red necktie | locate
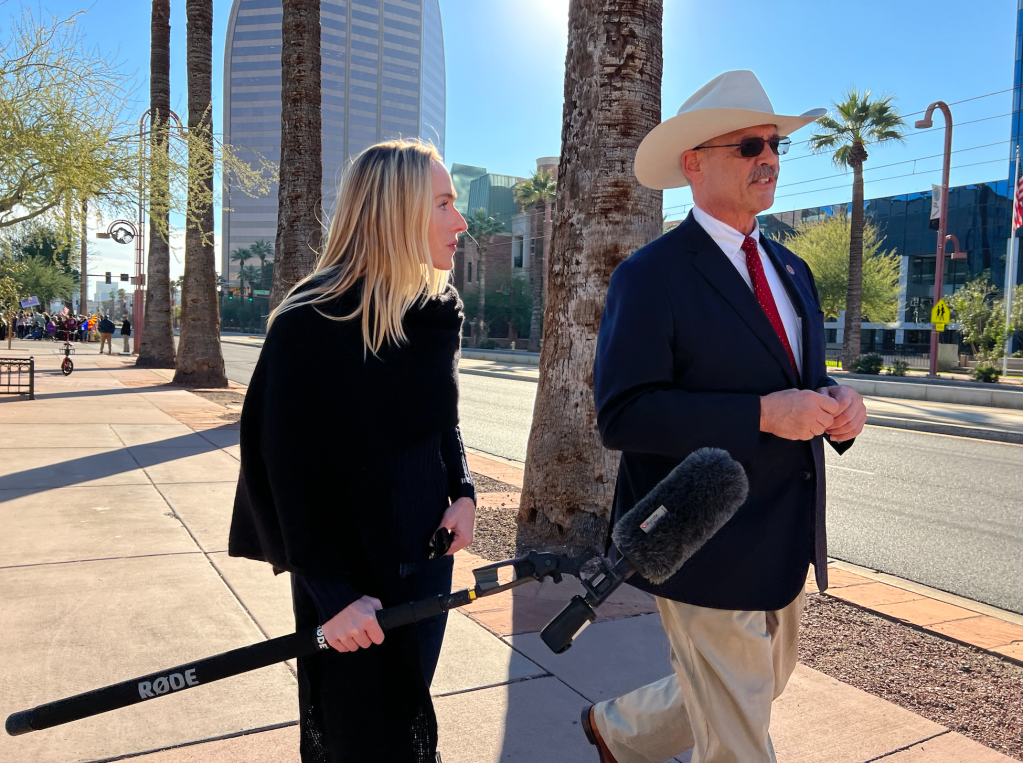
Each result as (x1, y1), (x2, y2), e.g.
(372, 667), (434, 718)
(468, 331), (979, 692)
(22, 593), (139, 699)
(741, 235), (799, 379)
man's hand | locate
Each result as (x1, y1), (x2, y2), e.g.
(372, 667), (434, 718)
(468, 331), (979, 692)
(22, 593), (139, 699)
(760, 389), (840, 441)
(437, 497), (476, 555)
(322, 595), (384, 652)
(816, 385), (866, 442)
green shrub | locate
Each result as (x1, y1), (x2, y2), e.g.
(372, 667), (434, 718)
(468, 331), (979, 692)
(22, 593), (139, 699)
(851, 353), (884, 375)
(971, 363), (1001, 383)
(479, 338), (499, 349)
(887, 359), (910, 377)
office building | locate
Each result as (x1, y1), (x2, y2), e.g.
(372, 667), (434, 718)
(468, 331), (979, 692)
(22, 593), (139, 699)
(221, 0), (447, 284)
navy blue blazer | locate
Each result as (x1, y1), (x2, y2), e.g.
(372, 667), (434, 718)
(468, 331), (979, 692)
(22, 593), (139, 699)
(594, 212), (854, 611)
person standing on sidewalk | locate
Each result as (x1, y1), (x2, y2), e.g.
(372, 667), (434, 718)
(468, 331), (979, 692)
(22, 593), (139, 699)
(587, 71), (868, 763)
(97, 315), (115, 354)
(120, 315), (131, 354)
(230, 139), (475, 763)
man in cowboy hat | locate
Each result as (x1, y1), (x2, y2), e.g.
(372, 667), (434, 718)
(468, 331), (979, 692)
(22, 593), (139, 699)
(585, 70), (867, 763)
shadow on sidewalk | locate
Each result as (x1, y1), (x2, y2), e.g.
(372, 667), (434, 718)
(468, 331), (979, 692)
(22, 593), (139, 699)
(0, 431), (230, 496)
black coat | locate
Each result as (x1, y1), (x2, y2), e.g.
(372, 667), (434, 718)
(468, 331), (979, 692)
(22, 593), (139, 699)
(228, 280), (464, 762)
(594, 213), (854, 611)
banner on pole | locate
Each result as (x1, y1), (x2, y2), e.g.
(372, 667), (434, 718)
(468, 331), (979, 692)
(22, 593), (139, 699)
(929, 185), (941, 231)
(1014, 151), (1023, 232)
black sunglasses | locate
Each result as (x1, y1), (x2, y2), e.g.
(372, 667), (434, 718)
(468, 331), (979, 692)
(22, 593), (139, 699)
(694, 136), (791, 158)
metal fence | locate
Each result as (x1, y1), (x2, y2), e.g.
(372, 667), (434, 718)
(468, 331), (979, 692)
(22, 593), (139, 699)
(0, 357), (35, 399)
(825, 349), (930, 369)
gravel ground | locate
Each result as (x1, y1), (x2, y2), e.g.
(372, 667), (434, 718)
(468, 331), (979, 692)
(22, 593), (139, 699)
(468, 502), (1023, 759)
(191, 390), (247, 406)
(800, 594), (1023, 760)
(471, 473), (519, 494)
(468, 475), (588, 562)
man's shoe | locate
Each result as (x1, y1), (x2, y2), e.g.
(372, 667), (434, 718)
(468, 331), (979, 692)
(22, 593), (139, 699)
(581, 705), (618, 763)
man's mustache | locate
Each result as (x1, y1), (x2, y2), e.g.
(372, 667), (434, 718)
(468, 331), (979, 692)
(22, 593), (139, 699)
(748, 165), (778, 184)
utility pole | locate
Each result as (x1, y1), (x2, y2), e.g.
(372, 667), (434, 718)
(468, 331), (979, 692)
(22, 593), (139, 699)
(1004, 146), (1020, 378)
(80, 199), (88, 315)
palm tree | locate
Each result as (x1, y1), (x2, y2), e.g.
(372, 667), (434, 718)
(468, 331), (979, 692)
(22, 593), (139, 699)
(174, 0), (227, 386)
(271, 0), (322, 310)
(514, 169), (557, 352)
(464, 208), (502, 346)
(230, 246), (251, 287)
(249, 238), (273, 289)
(137, 0), (176, 369)
(239, 265), (262, 295)
(808, 89), (905, 370)
(519, 0), (663, 545)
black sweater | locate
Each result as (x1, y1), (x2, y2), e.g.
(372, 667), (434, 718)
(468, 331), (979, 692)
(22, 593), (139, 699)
(300, 426), (476, 622)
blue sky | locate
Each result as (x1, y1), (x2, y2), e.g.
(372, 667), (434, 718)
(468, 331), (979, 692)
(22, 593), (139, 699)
(13, 0), (1019, 287)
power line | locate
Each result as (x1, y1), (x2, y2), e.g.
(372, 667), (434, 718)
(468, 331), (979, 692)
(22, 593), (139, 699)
(661, 137), (1015, 215)
(770, 158), (1008, 203)
(660, 157), (1009, 221)
(786, 110), (1015, 159)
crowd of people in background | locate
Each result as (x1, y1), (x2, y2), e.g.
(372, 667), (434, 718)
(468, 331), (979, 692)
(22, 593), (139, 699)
(1, 309), (131, 353)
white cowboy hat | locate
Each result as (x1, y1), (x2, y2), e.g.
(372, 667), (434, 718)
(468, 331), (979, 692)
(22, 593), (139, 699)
(634, 70), (827, 190)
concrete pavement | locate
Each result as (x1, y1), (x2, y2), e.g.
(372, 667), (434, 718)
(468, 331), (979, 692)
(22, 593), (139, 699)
(0, 342), (1016, 762)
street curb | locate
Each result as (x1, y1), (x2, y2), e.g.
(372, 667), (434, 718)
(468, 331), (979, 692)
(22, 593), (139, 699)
(865, 414), (1023, 445)
(839, 375), (1023, 410)
(458, 368), (538, 383)
(465, 452), (1023, 669)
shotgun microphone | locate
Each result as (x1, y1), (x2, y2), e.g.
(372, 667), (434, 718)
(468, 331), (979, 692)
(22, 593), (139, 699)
(540, 448), (748, 653)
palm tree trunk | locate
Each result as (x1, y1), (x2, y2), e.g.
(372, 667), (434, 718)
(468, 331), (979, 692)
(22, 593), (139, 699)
(477, 241), (487, 345)
(541, 200), (553, 332)
(137, 0), (175, 368)
(174, 0), (227, 387)
(271, 0), (322, 311)
(842, 150), (866, 370)
(519, 0), (663, 543)
(527, 201), (543, 352)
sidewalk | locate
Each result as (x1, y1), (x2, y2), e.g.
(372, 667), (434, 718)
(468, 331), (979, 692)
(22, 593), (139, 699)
(0, 344), (1017, 762)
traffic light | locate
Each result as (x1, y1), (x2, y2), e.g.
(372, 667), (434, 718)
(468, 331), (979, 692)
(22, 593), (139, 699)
(227, 288), (234, 300)
(105, 272), (111, 284)
(247, 287), (253, 302)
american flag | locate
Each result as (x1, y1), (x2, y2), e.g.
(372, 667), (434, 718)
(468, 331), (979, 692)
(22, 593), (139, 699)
(1014, 146), (1022, 232)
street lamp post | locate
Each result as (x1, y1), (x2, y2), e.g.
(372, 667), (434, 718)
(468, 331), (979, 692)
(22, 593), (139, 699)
(95, 220), (140, 352)
(915, 102), (967, 377)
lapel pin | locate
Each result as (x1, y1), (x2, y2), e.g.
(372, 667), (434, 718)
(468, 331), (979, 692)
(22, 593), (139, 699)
(785, 264), (795, 275)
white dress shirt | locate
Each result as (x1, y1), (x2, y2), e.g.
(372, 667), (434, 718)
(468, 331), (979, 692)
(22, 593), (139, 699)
(691, 205), (803, 374)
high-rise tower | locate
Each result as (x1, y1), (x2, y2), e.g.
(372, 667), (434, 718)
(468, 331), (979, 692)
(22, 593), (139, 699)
(221, 0), (446, 284)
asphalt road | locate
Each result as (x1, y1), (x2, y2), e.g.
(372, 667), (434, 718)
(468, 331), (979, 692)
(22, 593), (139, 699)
(220, 338), (1023, 615)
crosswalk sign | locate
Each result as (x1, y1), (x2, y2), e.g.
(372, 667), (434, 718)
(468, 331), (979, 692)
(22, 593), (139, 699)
(931, 299), (949, 331)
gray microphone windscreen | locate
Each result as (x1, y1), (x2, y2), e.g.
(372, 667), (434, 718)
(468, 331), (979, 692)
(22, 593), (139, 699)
(611, 448), (748, 584)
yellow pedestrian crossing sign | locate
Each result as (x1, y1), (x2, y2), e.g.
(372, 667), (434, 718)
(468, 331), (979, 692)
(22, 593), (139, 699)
(931, 299), (949, 330)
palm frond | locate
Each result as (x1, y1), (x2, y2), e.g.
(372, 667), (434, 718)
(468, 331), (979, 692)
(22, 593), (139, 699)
(808, 87), (906, 165)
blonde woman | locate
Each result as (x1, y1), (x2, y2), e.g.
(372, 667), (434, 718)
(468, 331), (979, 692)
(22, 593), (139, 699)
(229, 140), (475, 763)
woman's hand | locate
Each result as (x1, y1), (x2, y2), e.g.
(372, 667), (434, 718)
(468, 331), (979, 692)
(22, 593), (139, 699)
(322, 595), (385, 652)
(436, 496), (476, 555)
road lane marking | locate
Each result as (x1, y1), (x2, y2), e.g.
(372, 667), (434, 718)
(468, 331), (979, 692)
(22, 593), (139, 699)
(827, 465), (875, 475)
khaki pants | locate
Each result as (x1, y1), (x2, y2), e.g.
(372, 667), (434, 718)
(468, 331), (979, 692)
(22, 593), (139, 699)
(123, 334), (130, 353)
(98, 333), (113, 354)
(594, 589), (805, 763)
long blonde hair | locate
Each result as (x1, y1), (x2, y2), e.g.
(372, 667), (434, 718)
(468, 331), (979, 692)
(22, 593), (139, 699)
(267, 139), (449, 354)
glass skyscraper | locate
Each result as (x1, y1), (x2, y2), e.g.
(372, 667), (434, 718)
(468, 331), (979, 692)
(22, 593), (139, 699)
(221, 0), (446, 284)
